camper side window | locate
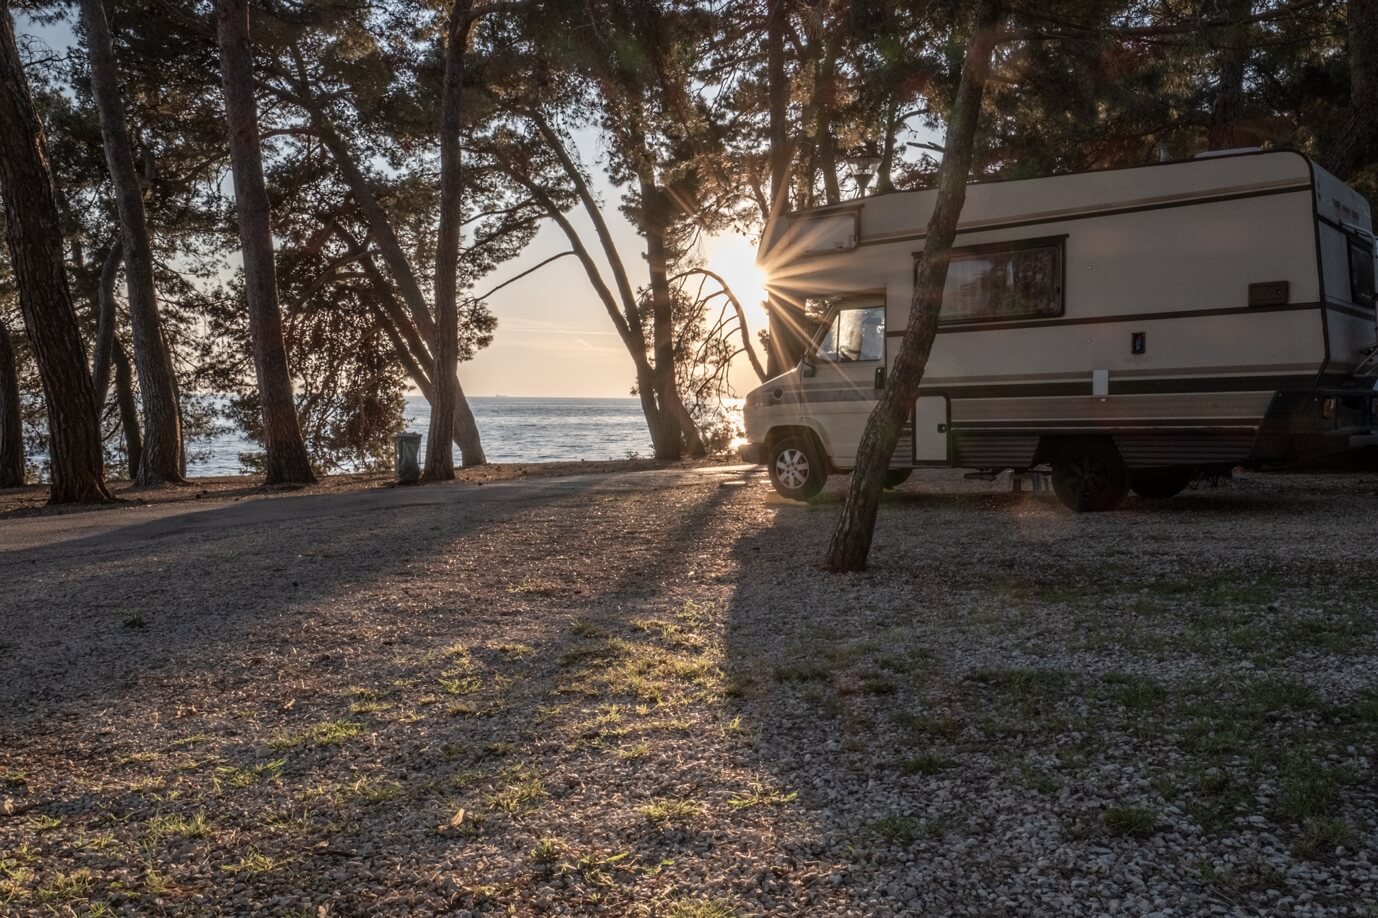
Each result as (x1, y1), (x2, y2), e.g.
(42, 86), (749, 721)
(817, 306), (885, 362)
(934, 239), (1064, 324)
(1347, 236), (1376, 307)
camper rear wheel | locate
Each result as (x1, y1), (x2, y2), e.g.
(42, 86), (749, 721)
(1130, 468), (1192, 500)
(884, 469), (913, 489)
(768, 434), (827, 500)
(1051, 438), (1129, 512)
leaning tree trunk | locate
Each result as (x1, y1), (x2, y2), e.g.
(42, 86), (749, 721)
(1325, 0), (1378, 179)
(424, 0), (477, 481)
(0, 4), (111, 504)
(80, 0), (185, 485)
(0, 316), (24, 488)
(111, 338), (142, 478)
(214, 0), (314, 485)
(824, 0), (1005, 572)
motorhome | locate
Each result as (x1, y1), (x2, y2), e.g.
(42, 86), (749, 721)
(739, 150), (1378, 511)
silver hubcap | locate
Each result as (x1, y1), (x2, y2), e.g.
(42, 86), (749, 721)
(775, 448), (811, 490)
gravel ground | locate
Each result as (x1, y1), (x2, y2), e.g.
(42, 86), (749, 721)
(0, 465), (1375, 916)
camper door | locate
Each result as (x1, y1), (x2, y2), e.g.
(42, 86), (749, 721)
(804, 301), (886, 464)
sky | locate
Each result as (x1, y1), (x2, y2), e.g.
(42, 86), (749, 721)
(16, 13), (778, 401)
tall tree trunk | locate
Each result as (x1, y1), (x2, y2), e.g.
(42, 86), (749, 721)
(0, 316), (23, 488)
(0, 4), (111, 504)
(111, 337), (142, 478)
(877, 96), (899, 194)
(812, 32), (842, 205)
(1206, 0), (1252, 150)
(767, 0), (790, 214)
(641, 178), (707, 458)
(214, 0), (314, 485)
(824, 0), (1004, 572)
(90, 240), (122, 404)
(425, 0), (478, 480)
(79, 0), (185, 486)
(1325, 0), (1378, 178)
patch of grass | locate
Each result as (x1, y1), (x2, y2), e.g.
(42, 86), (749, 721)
(900, 753), (955, 776)
(170, 734), (214, 748)
(965, 668), (1067, 715)
(615, 741), (650, 761)
(531, 837), (564, 864)
(867, 814), (921, 844)
(1103, 805), (1158, 839)
(861, 673), (897, 696)
(24, 814), (61, 833)
(774, 660), (830, 683)
(666, 898), (738, 918)
(220, 848), (286, 876)
(146, 812), (211, 841)
(215, 757), (285, 791)
(485, 765), (546, 815)
(342, 777), (405, 805)
(639, 797), (701, 827)
(269, 720), (362, 750)
(1275, 758), (1342, 825)
(1293, 817), (1357, 860)
(37, 869), (91, 903)
(728, 782), (797, 810)
(895, 711), (965, 744)
(1103, 672), (1166, 710)
(120, 612), (147, 629)
(567, 849), (630, 888)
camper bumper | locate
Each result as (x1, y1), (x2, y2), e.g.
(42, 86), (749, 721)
(1351, 432), (1378, 449)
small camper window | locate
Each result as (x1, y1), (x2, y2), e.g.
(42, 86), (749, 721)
(934, 238), (1065, 324)
(1347, 235), (1376, 307)
(817, 306), (885, 363)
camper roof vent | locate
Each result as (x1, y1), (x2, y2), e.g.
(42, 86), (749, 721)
(1194, 147), (1263, 159)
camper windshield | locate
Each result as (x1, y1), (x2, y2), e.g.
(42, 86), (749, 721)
(817, 306), (885, 362)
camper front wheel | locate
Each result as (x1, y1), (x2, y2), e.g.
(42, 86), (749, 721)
(1051, 439), (1129, 512)
(768, 435), (826, 500)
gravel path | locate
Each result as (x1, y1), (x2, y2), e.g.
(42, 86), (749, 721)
(0, 466), (1375, 916)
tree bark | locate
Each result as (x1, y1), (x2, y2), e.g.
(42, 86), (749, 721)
(0, 4), (111, 504)
(79, 0), (185, 485)
(1325, 0), (1378, 178)
(823, 0), (1004, 572)
(0, 316), (23, 488)
(111, 337), (142, 478)
(767, 0), (791, 215)
(90, 240), (122, 404)
(424, 0), (478, 480)
(214, 0), (315, 485)
(1206, 0), (1252, 150)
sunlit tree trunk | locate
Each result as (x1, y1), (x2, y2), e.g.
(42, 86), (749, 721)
(425, 0), (477, 480)
(0, 3), (111, 504)
(641, 178), (704, 458)
(214, 0), (314, 485)
(824, 0), (1005, 572)
(0, 316), (23, 488)
(79, 0), (185, 485)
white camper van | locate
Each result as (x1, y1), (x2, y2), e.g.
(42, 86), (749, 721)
(739, 150), (1378, 511)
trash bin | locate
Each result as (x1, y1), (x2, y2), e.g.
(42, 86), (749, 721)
(395, 432), (422, 484)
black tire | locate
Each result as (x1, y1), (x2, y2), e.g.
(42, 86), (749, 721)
(767, 434), (827, 500)
(884, 469), (913, 489)
(1051, 438), (1129, 512)
(1130, 468), (1192, 500)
